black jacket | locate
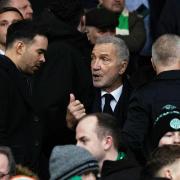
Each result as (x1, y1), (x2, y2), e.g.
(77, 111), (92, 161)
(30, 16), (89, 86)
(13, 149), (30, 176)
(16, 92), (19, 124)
(91, 78), (132, 128)
(157, 0), (180, 38)
(0, 55), (42, 171)
(32, 10), (93, 155)
(123, 70), (180, 162)
(101, 156), (141, 180)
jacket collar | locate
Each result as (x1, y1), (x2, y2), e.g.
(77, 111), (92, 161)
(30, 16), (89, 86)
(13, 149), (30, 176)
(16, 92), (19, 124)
(156, 70), (180, 80)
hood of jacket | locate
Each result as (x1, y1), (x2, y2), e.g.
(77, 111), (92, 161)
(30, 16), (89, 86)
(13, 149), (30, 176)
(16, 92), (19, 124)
(39, 9), (88, 45)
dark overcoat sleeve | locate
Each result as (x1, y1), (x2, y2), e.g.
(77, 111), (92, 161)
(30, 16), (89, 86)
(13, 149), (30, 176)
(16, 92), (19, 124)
(122, 89), (150, 161)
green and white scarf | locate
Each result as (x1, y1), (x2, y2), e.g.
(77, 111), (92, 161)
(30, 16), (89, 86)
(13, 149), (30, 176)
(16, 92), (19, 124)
(116, 8), (129, 35)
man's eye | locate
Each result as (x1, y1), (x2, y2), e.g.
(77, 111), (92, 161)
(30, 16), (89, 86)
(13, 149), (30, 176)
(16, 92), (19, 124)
(91, 56), (95, 60)
(165, 133), (173, 137)
(81, 139), (87, 144)
(101, 57), (110, 63)
(0, 23), (8, 27)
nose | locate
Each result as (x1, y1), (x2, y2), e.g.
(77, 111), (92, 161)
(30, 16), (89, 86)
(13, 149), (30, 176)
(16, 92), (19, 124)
(91, 59), (101, 70)
(173, 133), (180, 144)
(76, 141), (81, 147)
(40, 54), (46, 63)
(28, 5), (33, 13)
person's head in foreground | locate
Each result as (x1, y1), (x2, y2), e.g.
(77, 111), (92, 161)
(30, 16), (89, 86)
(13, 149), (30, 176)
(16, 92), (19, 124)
(142, 145), (180, 180)
(0, 146), (16, 180)
(76, 113), (123, 170)
(49, 145), (99, 180)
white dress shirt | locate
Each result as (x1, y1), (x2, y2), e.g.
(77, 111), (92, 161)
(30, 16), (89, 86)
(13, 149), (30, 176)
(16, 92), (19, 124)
(101, 85), (123, 111)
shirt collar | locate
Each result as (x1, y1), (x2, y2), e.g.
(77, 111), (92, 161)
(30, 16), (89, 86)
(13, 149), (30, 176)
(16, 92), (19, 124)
(0, 49), (5, 55)
(101, 85), (123, 102)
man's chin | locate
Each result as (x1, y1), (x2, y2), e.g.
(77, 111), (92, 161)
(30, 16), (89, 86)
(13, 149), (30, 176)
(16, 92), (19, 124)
(112, 5), (123, 12)
(93, 82), (104, 88)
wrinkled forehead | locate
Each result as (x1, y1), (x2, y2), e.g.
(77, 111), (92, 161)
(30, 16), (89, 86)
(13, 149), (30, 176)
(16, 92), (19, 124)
(92, 43), (117, 56)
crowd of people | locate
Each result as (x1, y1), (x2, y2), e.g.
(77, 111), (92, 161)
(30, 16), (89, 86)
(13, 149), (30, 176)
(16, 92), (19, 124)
(0, 0), (179, 179)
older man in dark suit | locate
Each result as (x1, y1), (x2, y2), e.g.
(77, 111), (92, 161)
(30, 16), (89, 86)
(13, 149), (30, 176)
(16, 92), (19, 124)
(66, 35), (132, 129)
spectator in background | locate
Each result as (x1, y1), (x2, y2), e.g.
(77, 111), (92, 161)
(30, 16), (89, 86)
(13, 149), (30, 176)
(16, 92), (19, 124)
(0, 7), (23, 55)
(122, 34), (180, 164)
(98, 0), (146, 53)
(49, 145), (99, 180)
(98, 0), (146, 75)
(32, 0), (93, 160)
(125, 0), (152, 57)
(0, 146), (16, 180)
(0, 0), (33, 19)
(85, 7), (119, 44)
(151, 105), (180, 150)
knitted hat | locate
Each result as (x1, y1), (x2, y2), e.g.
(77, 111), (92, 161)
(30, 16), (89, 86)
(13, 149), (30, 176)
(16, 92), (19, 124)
(49, 145), (99, 180)
(151, 104), (180, 148)
(85, 8), (119, 30)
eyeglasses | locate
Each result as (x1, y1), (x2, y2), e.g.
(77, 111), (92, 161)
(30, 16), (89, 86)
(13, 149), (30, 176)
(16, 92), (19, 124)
(0, 172), (9, 179)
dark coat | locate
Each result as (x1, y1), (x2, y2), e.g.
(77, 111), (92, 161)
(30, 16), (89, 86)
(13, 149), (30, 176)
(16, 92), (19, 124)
(101, 156), (141, 180)
(156, 0), (180, 38)
(123, 70), (180, 162)
(148, 0), (167, 40)
(91, 78), (132, 128)
(0, 55), (42, 171)
(32, 10), (93, 156)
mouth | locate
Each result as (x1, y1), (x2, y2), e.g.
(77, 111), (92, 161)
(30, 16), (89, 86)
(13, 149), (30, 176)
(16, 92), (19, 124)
(92, 74), (102, 81)
(33, 64), (41, 71)
(113, 3), (122, 8)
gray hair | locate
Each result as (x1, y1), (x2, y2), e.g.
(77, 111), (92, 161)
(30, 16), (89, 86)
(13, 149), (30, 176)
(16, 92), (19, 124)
(152, 34), (180, 66)
(95, 35), (129, 62)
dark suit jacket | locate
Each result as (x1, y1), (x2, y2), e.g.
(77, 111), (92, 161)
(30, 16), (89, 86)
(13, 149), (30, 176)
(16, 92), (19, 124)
(0, 55), (42, 171)
(123, 70), (180, 162)
(91, 79), (132, 128)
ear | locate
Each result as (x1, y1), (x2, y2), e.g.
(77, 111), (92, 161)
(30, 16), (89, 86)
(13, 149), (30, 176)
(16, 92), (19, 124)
(164, 169), (173, 179)
(119, 60), (128, 75)
(15, 41), (25, 55)
(78, 15), (86, 33)
(103, 136), (113, 151)
(151, 57), (157, 71)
